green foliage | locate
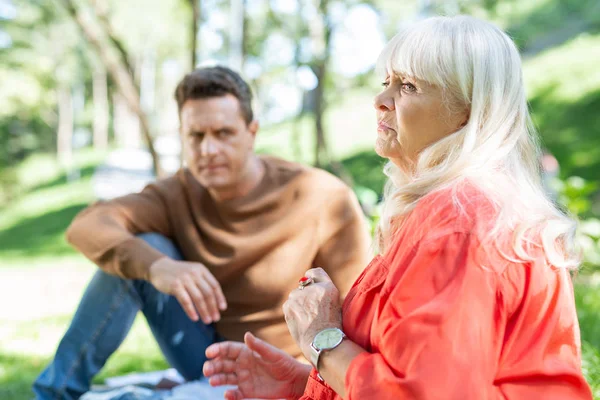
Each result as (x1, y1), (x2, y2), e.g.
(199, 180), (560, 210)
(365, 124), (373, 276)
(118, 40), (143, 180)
(0, 0), (83, 169)
(576, 279), (600, 397)
(551, 176), (600, 272)
(524, 33), (600, 182)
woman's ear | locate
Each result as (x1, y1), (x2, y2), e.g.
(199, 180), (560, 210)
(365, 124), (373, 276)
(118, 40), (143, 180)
(459, 108), (470, 128)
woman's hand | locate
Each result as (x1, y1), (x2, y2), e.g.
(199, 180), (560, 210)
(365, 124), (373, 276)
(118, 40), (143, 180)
(283, 268), (343, 362)
(203, 332), (311, 400)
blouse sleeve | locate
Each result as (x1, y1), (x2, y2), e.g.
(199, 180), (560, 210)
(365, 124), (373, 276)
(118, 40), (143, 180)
(344, 231), (591, 400)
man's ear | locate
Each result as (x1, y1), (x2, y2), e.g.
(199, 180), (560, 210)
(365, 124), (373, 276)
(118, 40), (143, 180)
(248, 120), (259, 137)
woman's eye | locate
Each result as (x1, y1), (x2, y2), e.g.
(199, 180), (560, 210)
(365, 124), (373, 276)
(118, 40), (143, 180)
(381, 81), (390, 88)
(402, 82), (417, 92)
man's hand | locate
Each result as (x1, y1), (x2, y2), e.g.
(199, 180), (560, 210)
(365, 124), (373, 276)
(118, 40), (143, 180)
(149, 257), (227, 323)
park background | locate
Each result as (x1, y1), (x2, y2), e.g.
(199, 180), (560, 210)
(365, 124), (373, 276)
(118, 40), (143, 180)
(1, 0), (600, 398)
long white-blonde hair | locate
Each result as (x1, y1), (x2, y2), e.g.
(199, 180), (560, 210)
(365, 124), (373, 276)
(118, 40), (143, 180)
(376, 15), (579, 269)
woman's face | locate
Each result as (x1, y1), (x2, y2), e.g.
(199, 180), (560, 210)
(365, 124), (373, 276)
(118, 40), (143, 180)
(373, 73), (468, 171)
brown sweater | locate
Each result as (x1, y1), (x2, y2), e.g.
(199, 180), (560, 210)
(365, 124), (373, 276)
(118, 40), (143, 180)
(66, 155), (371, 357)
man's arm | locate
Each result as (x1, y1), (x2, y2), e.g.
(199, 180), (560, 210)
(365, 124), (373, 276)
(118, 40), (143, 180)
(66, 183), (172, 280)
(313, 186), (371, 298)
(67, 180), (228, 323)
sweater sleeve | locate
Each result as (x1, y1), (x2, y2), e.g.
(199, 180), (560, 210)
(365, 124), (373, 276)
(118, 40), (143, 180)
(66, 182), (173, 280)
(344, 232), (592, 400)
(313, 186), (371, 298)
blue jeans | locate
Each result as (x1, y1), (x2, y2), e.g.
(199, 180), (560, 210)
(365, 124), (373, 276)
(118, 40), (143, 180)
(33, 233), (222, 400)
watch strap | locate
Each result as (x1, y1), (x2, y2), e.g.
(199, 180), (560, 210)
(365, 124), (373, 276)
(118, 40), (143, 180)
(309, 328), (346, 373)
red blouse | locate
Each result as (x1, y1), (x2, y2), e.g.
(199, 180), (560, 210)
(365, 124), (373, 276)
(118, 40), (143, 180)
(300, 183), (592, 399)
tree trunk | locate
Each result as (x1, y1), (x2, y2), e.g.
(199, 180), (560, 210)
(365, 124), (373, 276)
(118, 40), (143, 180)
(113, 93), (142, 149)
(311, 0), (352, 184)
(92, 0), (135, 75)
(189, 0), (200, 70)
(229, 0), (245, 72)
(313, 63), (328, 168)
(311, 0), (332, 168)
(60, 0), (163, 176)
(93, 65), (109, 151)
(57, 87), (73, 169)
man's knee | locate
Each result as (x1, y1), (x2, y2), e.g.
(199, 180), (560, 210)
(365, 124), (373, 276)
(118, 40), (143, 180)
(136, 233), (183, 261)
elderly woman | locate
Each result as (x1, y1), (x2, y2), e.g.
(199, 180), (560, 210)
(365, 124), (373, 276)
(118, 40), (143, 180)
(203, 15), (593, 400)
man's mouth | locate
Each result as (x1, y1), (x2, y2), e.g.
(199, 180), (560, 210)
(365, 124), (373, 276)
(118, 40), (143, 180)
(200, 164), (227, 171)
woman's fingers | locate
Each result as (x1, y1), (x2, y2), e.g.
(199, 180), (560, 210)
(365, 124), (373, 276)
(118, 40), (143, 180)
(224, 389), (244, 400)
(244, 331), (283, 363)
(205, 341), (243, 360)
(305, 267), (332, 283)
(208, 373), (239, 387)
(203, 358), (239, 376)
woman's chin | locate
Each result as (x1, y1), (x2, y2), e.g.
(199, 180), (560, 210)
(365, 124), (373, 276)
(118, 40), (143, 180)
(375, 139), (402, 160)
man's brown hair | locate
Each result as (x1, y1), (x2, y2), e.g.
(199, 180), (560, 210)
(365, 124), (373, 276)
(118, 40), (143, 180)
(174, 66), (254, 124)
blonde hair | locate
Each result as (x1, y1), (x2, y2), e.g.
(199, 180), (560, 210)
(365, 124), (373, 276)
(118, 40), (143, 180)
(375, 15), (579, 269)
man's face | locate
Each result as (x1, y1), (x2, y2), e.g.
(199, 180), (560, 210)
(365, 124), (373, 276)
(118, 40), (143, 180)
(180, 94), (258, 191)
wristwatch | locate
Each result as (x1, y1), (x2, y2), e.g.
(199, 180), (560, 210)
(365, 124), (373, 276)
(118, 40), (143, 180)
(309, 327), (347, 372)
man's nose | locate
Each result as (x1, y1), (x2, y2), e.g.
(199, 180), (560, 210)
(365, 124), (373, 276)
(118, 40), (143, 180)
(200, 136), (219, 156)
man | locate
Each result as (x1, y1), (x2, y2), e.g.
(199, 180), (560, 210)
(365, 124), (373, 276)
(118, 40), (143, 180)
(33, 66), (370, 399)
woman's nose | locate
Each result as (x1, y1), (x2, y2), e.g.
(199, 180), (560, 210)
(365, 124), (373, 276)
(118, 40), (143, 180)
(374, 91), (395, 112)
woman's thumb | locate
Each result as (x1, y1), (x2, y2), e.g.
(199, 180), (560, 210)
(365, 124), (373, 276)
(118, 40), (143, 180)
(244, 332), (281, 362)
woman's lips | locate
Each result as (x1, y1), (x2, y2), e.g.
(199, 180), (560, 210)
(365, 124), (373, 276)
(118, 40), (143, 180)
(377, 121), (396, 132)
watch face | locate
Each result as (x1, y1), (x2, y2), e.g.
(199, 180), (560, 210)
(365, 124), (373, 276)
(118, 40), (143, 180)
(314, 328), (343, 350)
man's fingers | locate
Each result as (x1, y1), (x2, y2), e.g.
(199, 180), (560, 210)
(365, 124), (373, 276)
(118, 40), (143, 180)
(175, 288), (199, 321)
(195, 277), (221, 322)
(184, 281), (212, 324)
(203, 271), (228, 311)
(205, 341), (243, 360)
(244, 331), (283, 363)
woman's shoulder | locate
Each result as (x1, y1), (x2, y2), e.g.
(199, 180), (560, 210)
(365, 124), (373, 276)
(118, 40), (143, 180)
(388, 180), (527, 273)
(405, 180), (499, 241)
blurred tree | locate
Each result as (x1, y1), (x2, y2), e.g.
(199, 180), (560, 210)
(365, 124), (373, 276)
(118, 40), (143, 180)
(228, 0), (245, 71)
(188, 0), (201, 70)
(92, 64), (109, 151)
(0, 1), (87, 170)
(310, 0), (332, 168)
(59, 0), (163, 176)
